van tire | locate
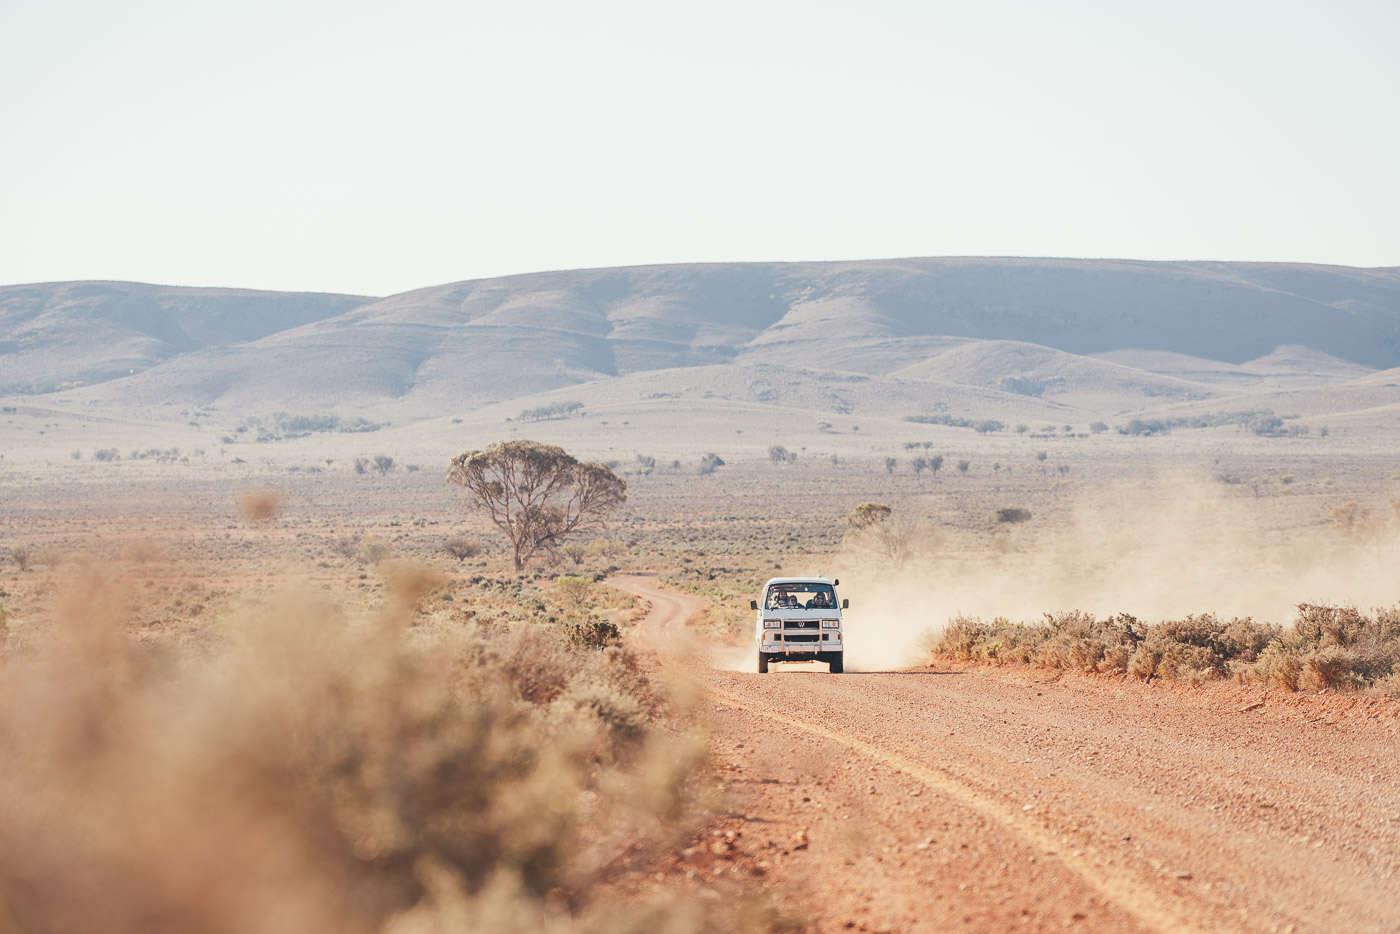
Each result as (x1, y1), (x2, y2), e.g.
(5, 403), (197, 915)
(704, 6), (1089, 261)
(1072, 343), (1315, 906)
(828, 653), (844, 674)
(758, 652), (770, 674)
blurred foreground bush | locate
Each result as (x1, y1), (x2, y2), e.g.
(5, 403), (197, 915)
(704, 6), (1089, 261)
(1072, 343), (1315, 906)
(927, 603), (1400, 693)
(0, 572), (760, 934)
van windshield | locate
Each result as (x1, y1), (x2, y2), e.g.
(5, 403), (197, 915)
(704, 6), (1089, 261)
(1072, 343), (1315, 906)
(765, 583), (836, 610)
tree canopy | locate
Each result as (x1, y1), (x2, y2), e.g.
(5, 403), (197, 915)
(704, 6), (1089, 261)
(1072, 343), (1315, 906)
(844, 502), (923, 570)
(447, 440), (626, 571)
(847, 502), (892, 530)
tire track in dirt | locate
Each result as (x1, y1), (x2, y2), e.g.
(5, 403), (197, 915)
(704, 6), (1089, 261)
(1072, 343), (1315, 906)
(707, 687), (1205, 934)
(614, 573), (1400, 934)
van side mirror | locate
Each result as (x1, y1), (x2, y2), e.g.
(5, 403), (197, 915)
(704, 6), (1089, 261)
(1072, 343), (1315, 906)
(750, 600), (758, 610)
(842, 599), (849, 609)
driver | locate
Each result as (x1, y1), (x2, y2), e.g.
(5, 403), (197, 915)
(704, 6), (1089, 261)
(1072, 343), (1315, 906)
(810, 591), (830, 608)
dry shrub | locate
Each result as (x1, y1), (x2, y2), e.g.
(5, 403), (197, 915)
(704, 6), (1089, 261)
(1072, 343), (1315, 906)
(120, 540), (165, 564)
(461, 622), (586, 706)
(360, 538), (394, 565)
(1037, 611), (1138, 673)
(555, 576), (594, 608)
(558, 671), (648, 739)
(1248, 604), (1400, 691)
(442, 535), (481, 562)
(380, 560), (447, 615)
(592, 584), (643, 624)
(689, 603), (748, 643)
(566, 619), (622, 651)
(7, 545), (33, 571)
(35, 546), (67, 569)
(938, 611), (1139, 672)
(843, 513), (930, 571)
(930, 603), (1399, 693)
(238, 489), (284, 522)
(1298, 646), (1367, 692)
(331, 534), (362, 559)
(939, 616), (1040, 665)
(0, 573), (735, 934)
(1126, 615), (1277, 683)
(585, 539), (626, 559)
(1249, 645), (1304, 691)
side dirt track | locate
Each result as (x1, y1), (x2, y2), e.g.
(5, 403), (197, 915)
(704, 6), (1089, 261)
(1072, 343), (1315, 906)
(613, 573), (1400, 934)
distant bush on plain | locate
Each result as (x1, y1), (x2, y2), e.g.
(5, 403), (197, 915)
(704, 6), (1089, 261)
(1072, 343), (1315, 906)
(904, 413), (1004, 433)
(330, 533), (360, 559)
(998, 375), (1057, 397)
(442, 534), (481, 561)
(1116, 409), (1307, 437)
(236, 413), (384, 441)
(274, 412), (340, 434)
(697, 453), (725, 475)
(927, 604), (1400, 693)
(358, 537), (393, 564)
(517, 400), (584, 422)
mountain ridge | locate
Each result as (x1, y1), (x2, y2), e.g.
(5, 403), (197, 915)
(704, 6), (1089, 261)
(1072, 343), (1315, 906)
(3, 258), (1398, 423)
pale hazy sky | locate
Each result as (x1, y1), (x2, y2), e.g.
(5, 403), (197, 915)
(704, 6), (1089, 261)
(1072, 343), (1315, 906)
(2, 0), (1397, 296)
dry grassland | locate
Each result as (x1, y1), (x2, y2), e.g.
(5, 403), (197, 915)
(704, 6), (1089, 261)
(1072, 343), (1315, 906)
(2, 405), (1400, 932)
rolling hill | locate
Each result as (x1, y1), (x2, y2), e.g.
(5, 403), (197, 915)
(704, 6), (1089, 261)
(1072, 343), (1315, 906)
(2, 258), (1398, 427)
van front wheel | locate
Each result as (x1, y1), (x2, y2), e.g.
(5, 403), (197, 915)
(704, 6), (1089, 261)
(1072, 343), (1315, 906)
(828, 653), (844, 674)
(758, 652), (770, 674)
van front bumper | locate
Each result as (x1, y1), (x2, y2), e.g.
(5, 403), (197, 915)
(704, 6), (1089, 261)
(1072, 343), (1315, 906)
(760, 633), (842, 655)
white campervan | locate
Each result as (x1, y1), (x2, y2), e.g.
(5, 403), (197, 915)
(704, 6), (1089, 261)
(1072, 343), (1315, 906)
(751, 577), (847, 674)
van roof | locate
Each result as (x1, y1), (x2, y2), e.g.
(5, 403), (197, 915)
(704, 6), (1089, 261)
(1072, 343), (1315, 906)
(762, 577), (834, 587)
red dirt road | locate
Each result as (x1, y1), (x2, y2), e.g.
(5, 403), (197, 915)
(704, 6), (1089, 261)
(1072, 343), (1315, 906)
(613, 573), (1400, 934)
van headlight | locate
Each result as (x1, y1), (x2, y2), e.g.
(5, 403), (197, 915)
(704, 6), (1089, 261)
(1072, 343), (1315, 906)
(821, 619), (840, 629)
(763, 619), (781, 630)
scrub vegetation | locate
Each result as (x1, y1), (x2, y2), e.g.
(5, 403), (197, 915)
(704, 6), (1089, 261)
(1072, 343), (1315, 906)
(929, 604), (1400, 693)
(0, 564), (771, 933)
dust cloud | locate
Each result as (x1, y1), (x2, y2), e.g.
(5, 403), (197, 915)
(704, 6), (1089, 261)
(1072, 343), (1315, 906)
(831, 477), (1400, 672)
(0, 567), (712, 933)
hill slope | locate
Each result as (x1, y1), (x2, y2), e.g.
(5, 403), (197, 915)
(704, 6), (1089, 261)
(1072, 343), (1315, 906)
(0, 281), (374, 394)
(3, 259), (1397, 422)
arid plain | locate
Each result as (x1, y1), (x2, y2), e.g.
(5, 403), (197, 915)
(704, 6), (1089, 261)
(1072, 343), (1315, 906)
(2, 259), (1399, 933)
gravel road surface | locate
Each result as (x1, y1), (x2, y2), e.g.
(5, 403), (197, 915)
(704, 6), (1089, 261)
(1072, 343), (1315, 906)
(613, 573), (1400, 934)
